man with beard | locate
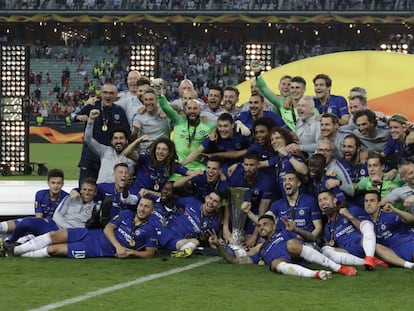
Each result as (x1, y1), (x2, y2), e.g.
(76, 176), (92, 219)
(244, 172), (322, 243)
(201, 86), (224, 122)
(174, 158), (229, 202)
(157, 191), (223, 258)
(84, 109), (134, 183)
(4, 196), (157, 259)
(222, 86), (241, 116)
(223, 151), (273, 248)
(235, 93), (286, 130)
(182, 113), (251, 173)
(339, 134), (368, 186)
(317, 190), (389, 270)
(313, 73), (349, 126)
(209, 214), (357, 279)
(131, 88), (171, 153)
(154, 78), (215, 172)
(363, 191), (414, 268)
(74, 83), (130, 185)
(318, 113), (352, 159)
(353, 109), (390, 153)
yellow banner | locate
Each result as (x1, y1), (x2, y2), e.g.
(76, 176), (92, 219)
(237, 51), (414, 120)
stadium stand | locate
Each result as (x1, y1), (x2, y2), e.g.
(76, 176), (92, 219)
(2, 0), (413, 10)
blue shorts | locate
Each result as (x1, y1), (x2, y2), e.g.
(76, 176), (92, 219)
(66, 228), (114, 259)
(8, 217), (59, 242)
(342, 241), (365, 258)
(250, 240), (292, 266)
(156, 227), (184, 251)
(391, 241), (414, 262)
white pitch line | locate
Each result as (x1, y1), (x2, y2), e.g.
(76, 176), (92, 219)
(29, 257), (220, 311)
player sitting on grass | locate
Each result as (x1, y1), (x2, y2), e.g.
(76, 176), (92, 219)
(209, 214), (357, 280)
(363, 190), (414, 269)
(1, 178), (98, 250)
(0, 169), (68, 242)
(317, 190), (389, 271)
(157, 190), (223, 258)
(2, 196), (158, 259)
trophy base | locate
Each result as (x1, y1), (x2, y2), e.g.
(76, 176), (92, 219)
(231, 229), (245, 248)
(227, 244), (247, 258)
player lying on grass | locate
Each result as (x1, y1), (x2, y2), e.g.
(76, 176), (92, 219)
(2, 196), (157, 259)
(208, 214), (357, 280)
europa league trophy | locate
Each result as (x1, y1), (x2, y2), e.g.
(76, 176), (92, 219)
(229, 187), (249, 247)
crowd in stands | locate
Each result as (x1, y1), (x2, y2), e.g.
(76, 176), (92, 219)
(25, 2), (414, 122)
(28, 42), (126, 122)
(29, 26), (406, 122)
(1, 0), (412, 10)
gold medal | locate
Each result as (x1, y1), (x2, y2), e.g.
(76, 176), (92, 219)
(129, 239), (136, 247)
(102, 124), (108, 132)
(154, 184), (159, 191)
(258, 259), (265, 266)
(162, 218), (167, 227)
(329, 239), (335, 246)
(187, 143), (192, 148)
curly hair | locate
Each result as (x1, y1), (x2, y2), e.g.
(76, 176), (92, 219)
(270, 126), (295, 147)
(148, 137), (177, 175)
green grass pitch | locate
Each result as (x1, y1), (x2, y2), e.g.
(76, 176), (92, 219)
(0, 255), (412, 310)
(0, 143), (82, 181)
(0, 144), (412, 310)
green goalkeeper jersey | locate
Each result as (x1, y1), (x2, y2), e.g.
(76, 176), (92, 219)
(158, 95), (215, 171)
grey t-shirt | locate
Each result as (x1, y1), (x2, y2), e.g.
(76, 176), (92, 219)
(133, 110), (171, 152)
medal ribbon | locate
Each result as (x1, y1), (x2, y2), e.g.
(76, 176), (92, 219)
(327, 214), (338, 246)
(187, 118), (199, 147)
(100, 104), (110, 130)
(286, 194), (300, 222)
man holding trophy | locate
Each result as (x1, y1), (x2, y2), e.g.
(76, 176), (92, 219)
(223, 151), (273, 248)
(245, 171), (323, 243)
